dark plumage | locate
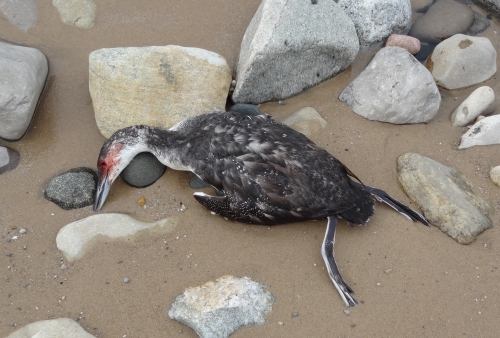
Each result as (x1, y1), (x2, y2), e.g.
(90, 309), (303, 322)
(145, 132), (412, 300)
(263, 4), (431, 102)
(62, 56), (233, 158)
(94, 111), (429, 306)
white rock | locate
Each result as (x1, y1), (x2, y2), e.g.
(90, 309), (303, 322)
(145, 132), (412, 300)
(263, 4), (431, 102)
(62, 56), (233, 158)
(340, 46), (441, 124)
(458, 114), (500, 149)
(169, 275), (275, 338)
(428, 34), (497, 90)
(89, 45), (231, 138)
(56, 213), (178, 262)
(281, 107), (326, 138)
(338, 0), (412, 50)
(52, 0), (96, 29)
(0, 0), (37, 32)
(232, 0), (359, 104)
(6, 318), (95, 338)
(452, 86), (495, 127)
(490, 166), (500, 187)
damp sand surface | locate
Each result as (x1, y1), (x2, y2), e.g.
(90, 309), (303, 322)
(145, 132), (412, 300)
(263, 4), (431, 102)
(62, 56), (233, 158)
(1, 1), (500, 337)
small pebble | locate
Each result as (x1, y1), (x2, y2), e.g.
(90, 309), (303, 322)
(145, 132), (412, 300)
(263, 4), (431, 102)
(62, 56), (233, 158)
(292, 311), (299, 317)
(278, 321), (284, 326)
(124, 277), (130, 283)
(19, 228), (27, 234)
(385, 269), (392, 274)
(376, 282), (382, 286)
(178, 329), (183, 333)
(138, 197), (146, 207)
(344, 309), (351, 315)
(6, 253), (12, 257)
(61, 264), (68, 270)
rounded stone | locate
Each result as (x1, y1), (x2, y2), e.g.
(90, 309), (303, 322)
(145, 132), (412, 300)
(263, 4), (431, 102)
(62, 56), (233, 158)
(490, 166), (500, 188)
(120, 152), (166, 188)
(451, 86), (495, 127)
(385, 34), (421, 55)
(0, 146), (20, 174)
(229, 103), (261, 116)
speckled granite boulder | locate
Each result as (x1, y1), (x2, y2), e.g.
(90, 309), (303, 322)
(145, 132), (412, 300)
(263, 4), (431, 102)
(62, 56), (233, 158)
(232, 0), (359, 104)
(52, 0), (96, 29)
(338, 0), (412, 50)
(0, 40), (48, 141)
(90, 45), (231, 138)
(6, 318), (95, 338)
(44, 167), (97, 210)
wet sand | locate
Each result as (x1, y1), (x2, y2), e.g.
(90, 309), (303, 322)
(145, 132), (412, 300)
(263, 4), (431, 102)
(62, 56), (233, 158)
(1, 1), (500, 337)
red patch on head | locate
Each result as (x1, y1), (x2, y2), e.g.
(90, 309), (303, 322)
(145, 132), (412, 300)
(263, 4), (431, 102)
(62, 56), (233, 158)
(99, 144), (124, 174)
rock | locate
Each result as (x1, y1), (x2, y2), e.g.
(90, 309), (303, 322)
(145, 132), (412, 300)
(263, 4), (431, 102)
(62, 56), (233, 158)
(168, 275), (275, 338)
(385, 34), (421, 54)
(0, 40), (49, 141)
(5, 318), (95, 338)
(52, 0), (96, 29)
(409, 0), (475, 44)
(451, 86), (495, 127)
(281, 107), (327, 138)
(397, 153), (492, 244)
(232, 0), (359, 104)
(339, 47), (441, 124)
(229, 103), (260, 116)
(190, 175), (211, 189)
(0, 0), (37, 32)
(90, 45), (231, 138)
(458, 114), (500, 149)
(44, 167), (97, 210)
(120, 152), (166, 188)
(414, 42), (438, 61)
(56, 213), (178, 262)
(473, 0), (500, 20)
(0, 146), (20, 174)
(338, 0), (412, 50)
(490, 166), (500, 187)
(467, 11), (491, 35)
(411, 0), (436, 12)
(427, 34), (497, 90)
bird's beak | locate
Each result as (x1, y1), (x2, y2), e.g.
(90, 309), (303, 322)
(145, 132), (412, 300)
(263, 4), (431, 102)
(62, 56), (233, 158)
(94, 172), (111, 212)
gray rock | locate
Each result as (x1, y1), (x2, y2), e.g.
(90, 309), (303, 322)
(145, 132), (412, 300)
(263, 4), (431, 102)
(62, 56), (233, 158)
(189, 175), (211, 189)
(340, 47), (441, 124)
(52, 0), (96, 29)
(490, 166), (500, 187)
(0, 40), (48, 141)
(56, 214), (178, 262)
(458, 114), (500, 149)
(44, 167), (97, 210)
(338, 0), (412, 50)
(473, 0), (500, 20)
(5, 318), (96, 338)
(0, 146), (20, 174)
(229, 103), (261, 116)
(232, 0), (359, 104)
(169, 275), (275, 338)
(281, 107), (327, 138)
(467, 11), (491, 35)
(409, 0), (475, 44)
(411, 0), (436, 12)
(90, 45), (231, 138)
(120, 152), (166, 188)
(427, 34), (497, 90)
(451, 86), (495, 127)
(397, 153), (492, 244)
(0, 0), (37, 32)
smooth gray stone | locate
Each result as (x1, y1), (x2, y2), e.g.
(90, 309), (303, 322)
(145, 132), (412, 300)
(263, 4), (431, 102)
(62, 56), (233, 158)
(0, 40), (48, 141)
(0, 146), (20, 174)
(467, 11), (491, 35)
(229, 103), (260, 116)
(232, 0), (359, 104)
(120, 152), (166, 188)
(397, 153), (492, 244)
(0, 0), (37, 32)
(44, 167), (97, 210)
(411, 0), (436, 13)
(473, 0), (500, 20)
(338, 0), (412, 50)
(340, 47), (441, 124)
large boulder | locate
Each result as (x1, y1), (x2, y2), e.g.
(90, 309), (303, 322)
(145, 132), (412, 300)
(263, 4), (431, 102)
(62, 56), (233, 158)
(0, 41), (48, 141)
(339, 47), (441, 124)
(89, 45), (231, 138)
(232, 0), (359, 104)
(338, 0), (412, 50)
(427, 34), (497, 90)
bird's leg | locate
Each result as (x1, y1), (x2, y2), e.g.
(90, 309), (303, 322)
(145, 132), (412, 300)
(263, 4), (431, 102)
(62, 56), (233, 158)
(322, 216), (358, 307)
(193, 192), (239, 220)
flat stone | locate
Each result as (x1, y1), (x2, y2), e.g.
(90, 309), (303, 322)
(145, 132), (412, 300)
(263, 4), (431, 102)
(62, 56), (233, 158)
(232, 0), (359, 104)
(473, 0), (500, 20)
(6, 318), (95, 338)
(229, 103), (261, 116)
(0, 146), (20, 174)
(340, 46), (440, 124)
(339, 0), (412, 50)
(0, 0), (37, 32)
(44, 167), (97, 210)
(409, 0), (475, 44)
(490, 166), (500, 187)
(56, 213), (178, 262)
(467, 11), (491, 35)
(397, 153), (492, 244)
(52, 0), (96, 29)
(427, 34), (497, 90)
(90, 45), (231, 138)
(385, 34), (421, 54)
(458, 114), (500, 149)
(120, 152), (166, 188)
(451, 86), (495, 127)
(0, 40), (48, 141)
(169, 275), (275, 338)
(281, 107), (326, 138)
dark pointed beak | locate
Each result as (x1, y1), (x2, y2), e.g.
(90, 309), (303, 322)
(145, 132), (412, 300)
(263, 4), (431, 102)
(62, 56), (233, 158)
(94, 172), (111, 212)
